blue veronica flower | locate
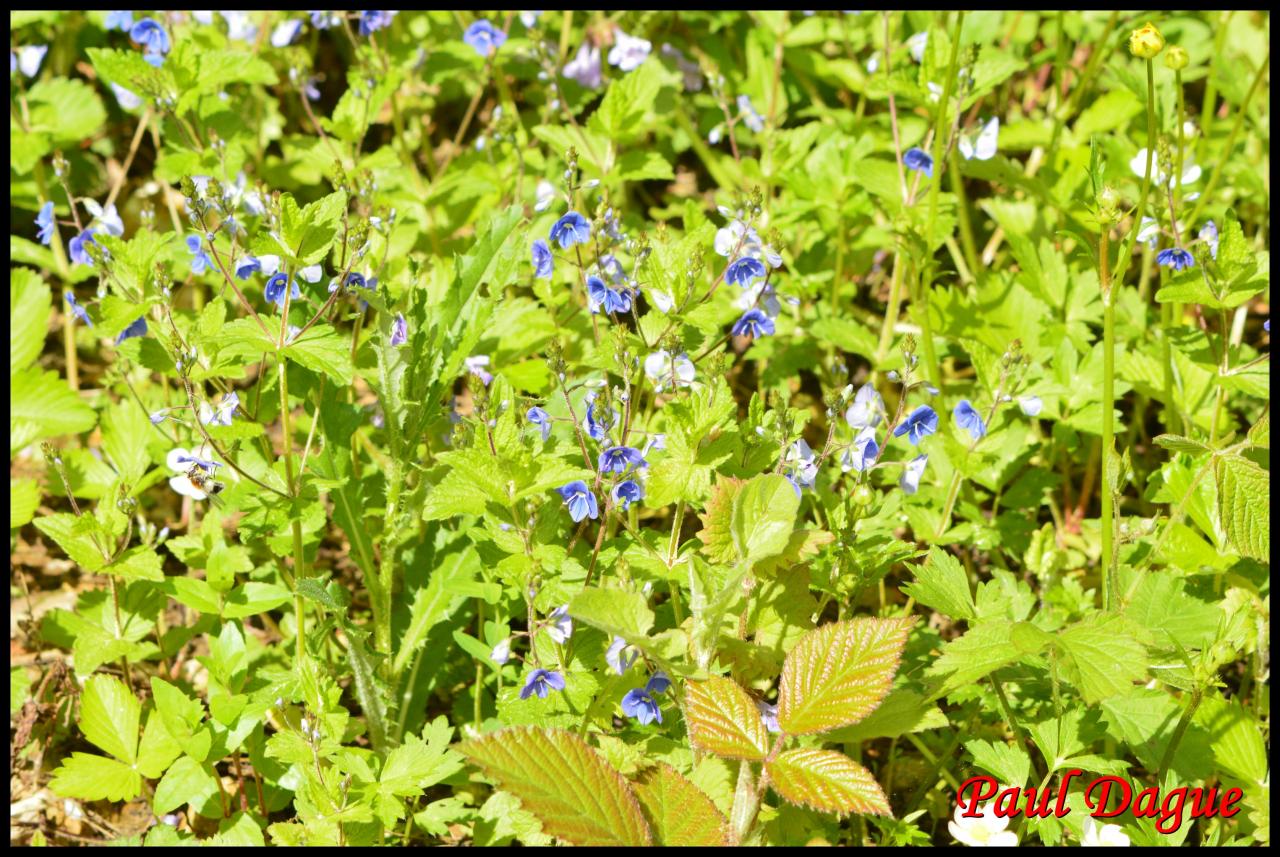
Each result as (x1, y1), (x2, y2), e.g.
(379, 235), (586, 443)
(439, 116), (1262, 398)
(68, 229), (99, 266)
(115, 316), (148, 345)
(203, 392), (239, 427)
(725, 256), (767, 288)
(271, 19), (304, 47)
(390, 313), (408, 347)
(646, 671), (671, 694)
(621, 687), (662, 725)
(953, 399), (987, 442)
(464, 19), (507, 56)
(893, 405), (938, 446)
(549, 211), (591, 249)
(520, 668), (566, 700)
(264, 272), (301, 308)
(841, 426), (879, 473)
(526, 406), (552, 440)
(309, 11), (342, 29)
(531, 238), (554, 279)
(784, 474), (803, 498)
(36, 201), (55, 245)
(174, 450), (221, 473)
(130, 18), (170, 60)
(599, 446), (647, 474)
(555, 480), (599, 522)
(587, 275), (633, 315)
(757, 700), (781, 733)
(1018, 395), (1043, 417)
(185, 234), (213, 274)
(904, 147), (933, 178)
(1199, 221), (1219, 259)
(900, 453), (928, 494)
(606, 636), (638, 674)
(358, 10), (397, 37)
(234, 255), (261, 279)
(732, 308), (775, 338)
(584, 393), (611, 441)
(545, 605), (573, 644)
(1263, 319), (1269, 333)
(845, 384), (883, 429)
(13, 45), (48, 78)
(612, 479), (644, 510)
(1156, 247), (1195, 271)
(64, 291), (93, 327)
(104, 11), (133, 31)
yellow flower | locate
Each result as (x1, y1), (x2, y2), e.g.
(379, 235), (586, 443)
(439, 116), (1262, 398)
(1129, 23), (1165, 59)
(1164, 45), (1189, 70)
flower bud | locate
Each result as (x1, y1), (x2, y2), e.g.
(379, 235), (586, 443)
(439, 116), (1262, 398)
(1128, 23), (1164, 59)
(1163, 45), (1188, 70)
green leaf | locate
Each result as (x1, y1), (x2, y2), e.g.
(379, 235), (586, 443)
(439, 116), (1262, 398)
(150, 677), (205, 744)
(1056, 613), (1148, 704)
(106, 546), (166, 582)
(284, 324), (354, 384)
(776, 617), (912, 735)
(765, 748), (890, 816)
(152, 755), (220, 817)
(901, 547), (976, 620)
(925, 621), (1019, 699)
(631, 763), (729, 846)
(279, 191), (348, 265)
(615, 150), (674, 181)
(730, 473), (800, 567)
(458, 727), (652, 846)
(390, 546), (477, 675)
(10, 478), (39, 529)
(371, 717), (465, 827)
(1195, 694), (1268, 784)
(696, 477), (744, 563)
(1214, 452), (1269, 562)
(27, 78), (106, 144)
(965, 739), (1032, 787)
(11, 368), (97, 450)
(80, 674), (140, 763)
(568, 587), (655, 639)
(590, 60), (665, 143)
(825, 688), (949, 743)
(11, 267), (50, 374)
(49, 753), (142, 802)
(682, 676), (770, 761)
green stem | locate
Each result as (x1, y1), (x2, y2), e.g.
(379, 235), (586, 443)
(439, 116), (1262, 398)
(1100, 228), (1115, 610)
(1157, 688), (1203, 781)
(873, 250), (906, 372)
(1113, 58), (1158, 288)
(1188, 55), (1269, 228)
(948, 149), (979, 276)
(917, 10), (966, 391)
(1196, 12), (1233, 166)
(279, 359), (307, 664)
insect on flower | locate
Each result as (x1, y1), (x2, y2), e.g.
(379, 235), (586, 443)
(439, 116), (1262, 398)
(185, 462), (226, 506)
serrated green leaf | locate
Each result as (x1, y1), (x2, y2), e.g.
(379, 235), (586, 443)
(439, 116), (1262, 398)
(965, 739), (1032, 787)
(568, 587), (655, 639)
(777, 617), (912, 735)
(682, 676), (770, 761)
(49, 753), (142, 803)
(80, 674), (140, 763)
(11, 267), (50, 374)
(901, 547), (975, 620)
(1057, 613), (1148, 704)
(11, 368), (97, 449)
(284, 324), (354, 384)
(1153, 434), (1211, 455)
(925, 621), (1019, 699)
(10, 478), (40, 529)
(730, 473), (800, 567)
(1214, 453), (1269, 562)
(765, 748), (890, 816)
(631, 763), (729, 846)
(152, 755), (220, 817)
(458, 727), (652, 846)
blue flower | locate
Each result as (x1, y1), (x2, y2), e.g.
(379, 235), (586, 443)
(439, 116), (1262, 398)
(646, 671), (671, 694)
(599, 446), (647, 474)
(130, 18), (170, 63)
(234, 255), (261, 279)
(1018, 395), (1043, 417)
(520, 668), (566, 700)
(757, 700), (781, 733)
(264, 272), (301, 308)
(464, 19), (506, 56)
(725, 256), (767, 288)
(1199, 221), (1219, 259)
(64, 291), (93, 327)
(584, 393), (611, 441)
(271, 19), (304, 47)
(12, 45), (48, 78)
(563, 41), (603, 88)
(36, 201), (55, 246)
(587, 275), (633, 315)
(465, 355), (493, 385)
(1156, 247), (1195, 271)
(544, 605), (573, 644)
(841, 426), (879, 473)
(526, 406), (552, 440)
(893, 405), (938, 446)
(203, 392), (239, 427)
(555, 480), (599, 522)
(549, 211), (591, 249)
(953, 399), (987, 442)
(309, 11), (342, 29)
(185, 235), (213, 274)
(104, 11), (134, 31)
(732, 308), (775, 338)
(606, 636), (639, 674)
(900, 453), (928, 494)
(531, 238), (554, 279)
(68, 229), (99, 266)
(390, 313), (408, 347)
(904, 147), (933, 178)
(612, 479), (644, 510)
(621, 687), (662, 725)
(115, 316), (148, 344)
(358, 10), (396, 37)
(845, 383), (884, 429)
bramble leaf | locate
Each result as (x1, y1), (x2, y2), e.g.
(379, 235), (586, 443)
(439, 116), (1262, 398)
(632, 763), (730, 846)
(683, 675), (771, 760)
(765, 748), (891, 816)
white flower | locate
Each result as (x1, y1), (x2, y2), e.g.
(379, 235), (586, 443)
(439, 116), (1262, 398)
(647, 289), (675, 313)
(111, 83), (144, 110)
(221, 11), (258, 43)
(845, 384), (884, 429)
(563, 41), (603, 88)
(490, 638), (511, 665)
(907, 31), (929, 63)
(534, 179), (556, 212)
(270, 19), (303, 47)
(545, 605), (573, 644)
(608, 29), (651, 72)
(1136, 216), (1161, 246)
(166, 448), (209, 500)
(82, 199), (124, 237)
(605, 636), (638, 674)
(1129, 149), (1202, 189)
(520, 11), (541, 28)
(959, 117), (999, 161)
(1081, 816), (1130, 847)
(644, 350), (696, 393)
(948, 803), (1019, 847)
(1017, 395), (1042, 417)
(866, 54), (880, 74)
(298, 264), (323, 283)
(785, 439), (819, 488)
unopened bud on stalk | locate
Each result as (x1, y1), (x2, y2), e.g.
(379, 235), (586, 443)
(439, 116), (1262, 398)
(1128, 22), (1164, 59)
(1163, 45), (1188, 70)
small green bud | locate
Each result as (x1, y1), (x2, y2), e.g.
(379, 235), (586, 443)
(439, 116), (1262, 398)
(1164, 45), (1189, 70)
